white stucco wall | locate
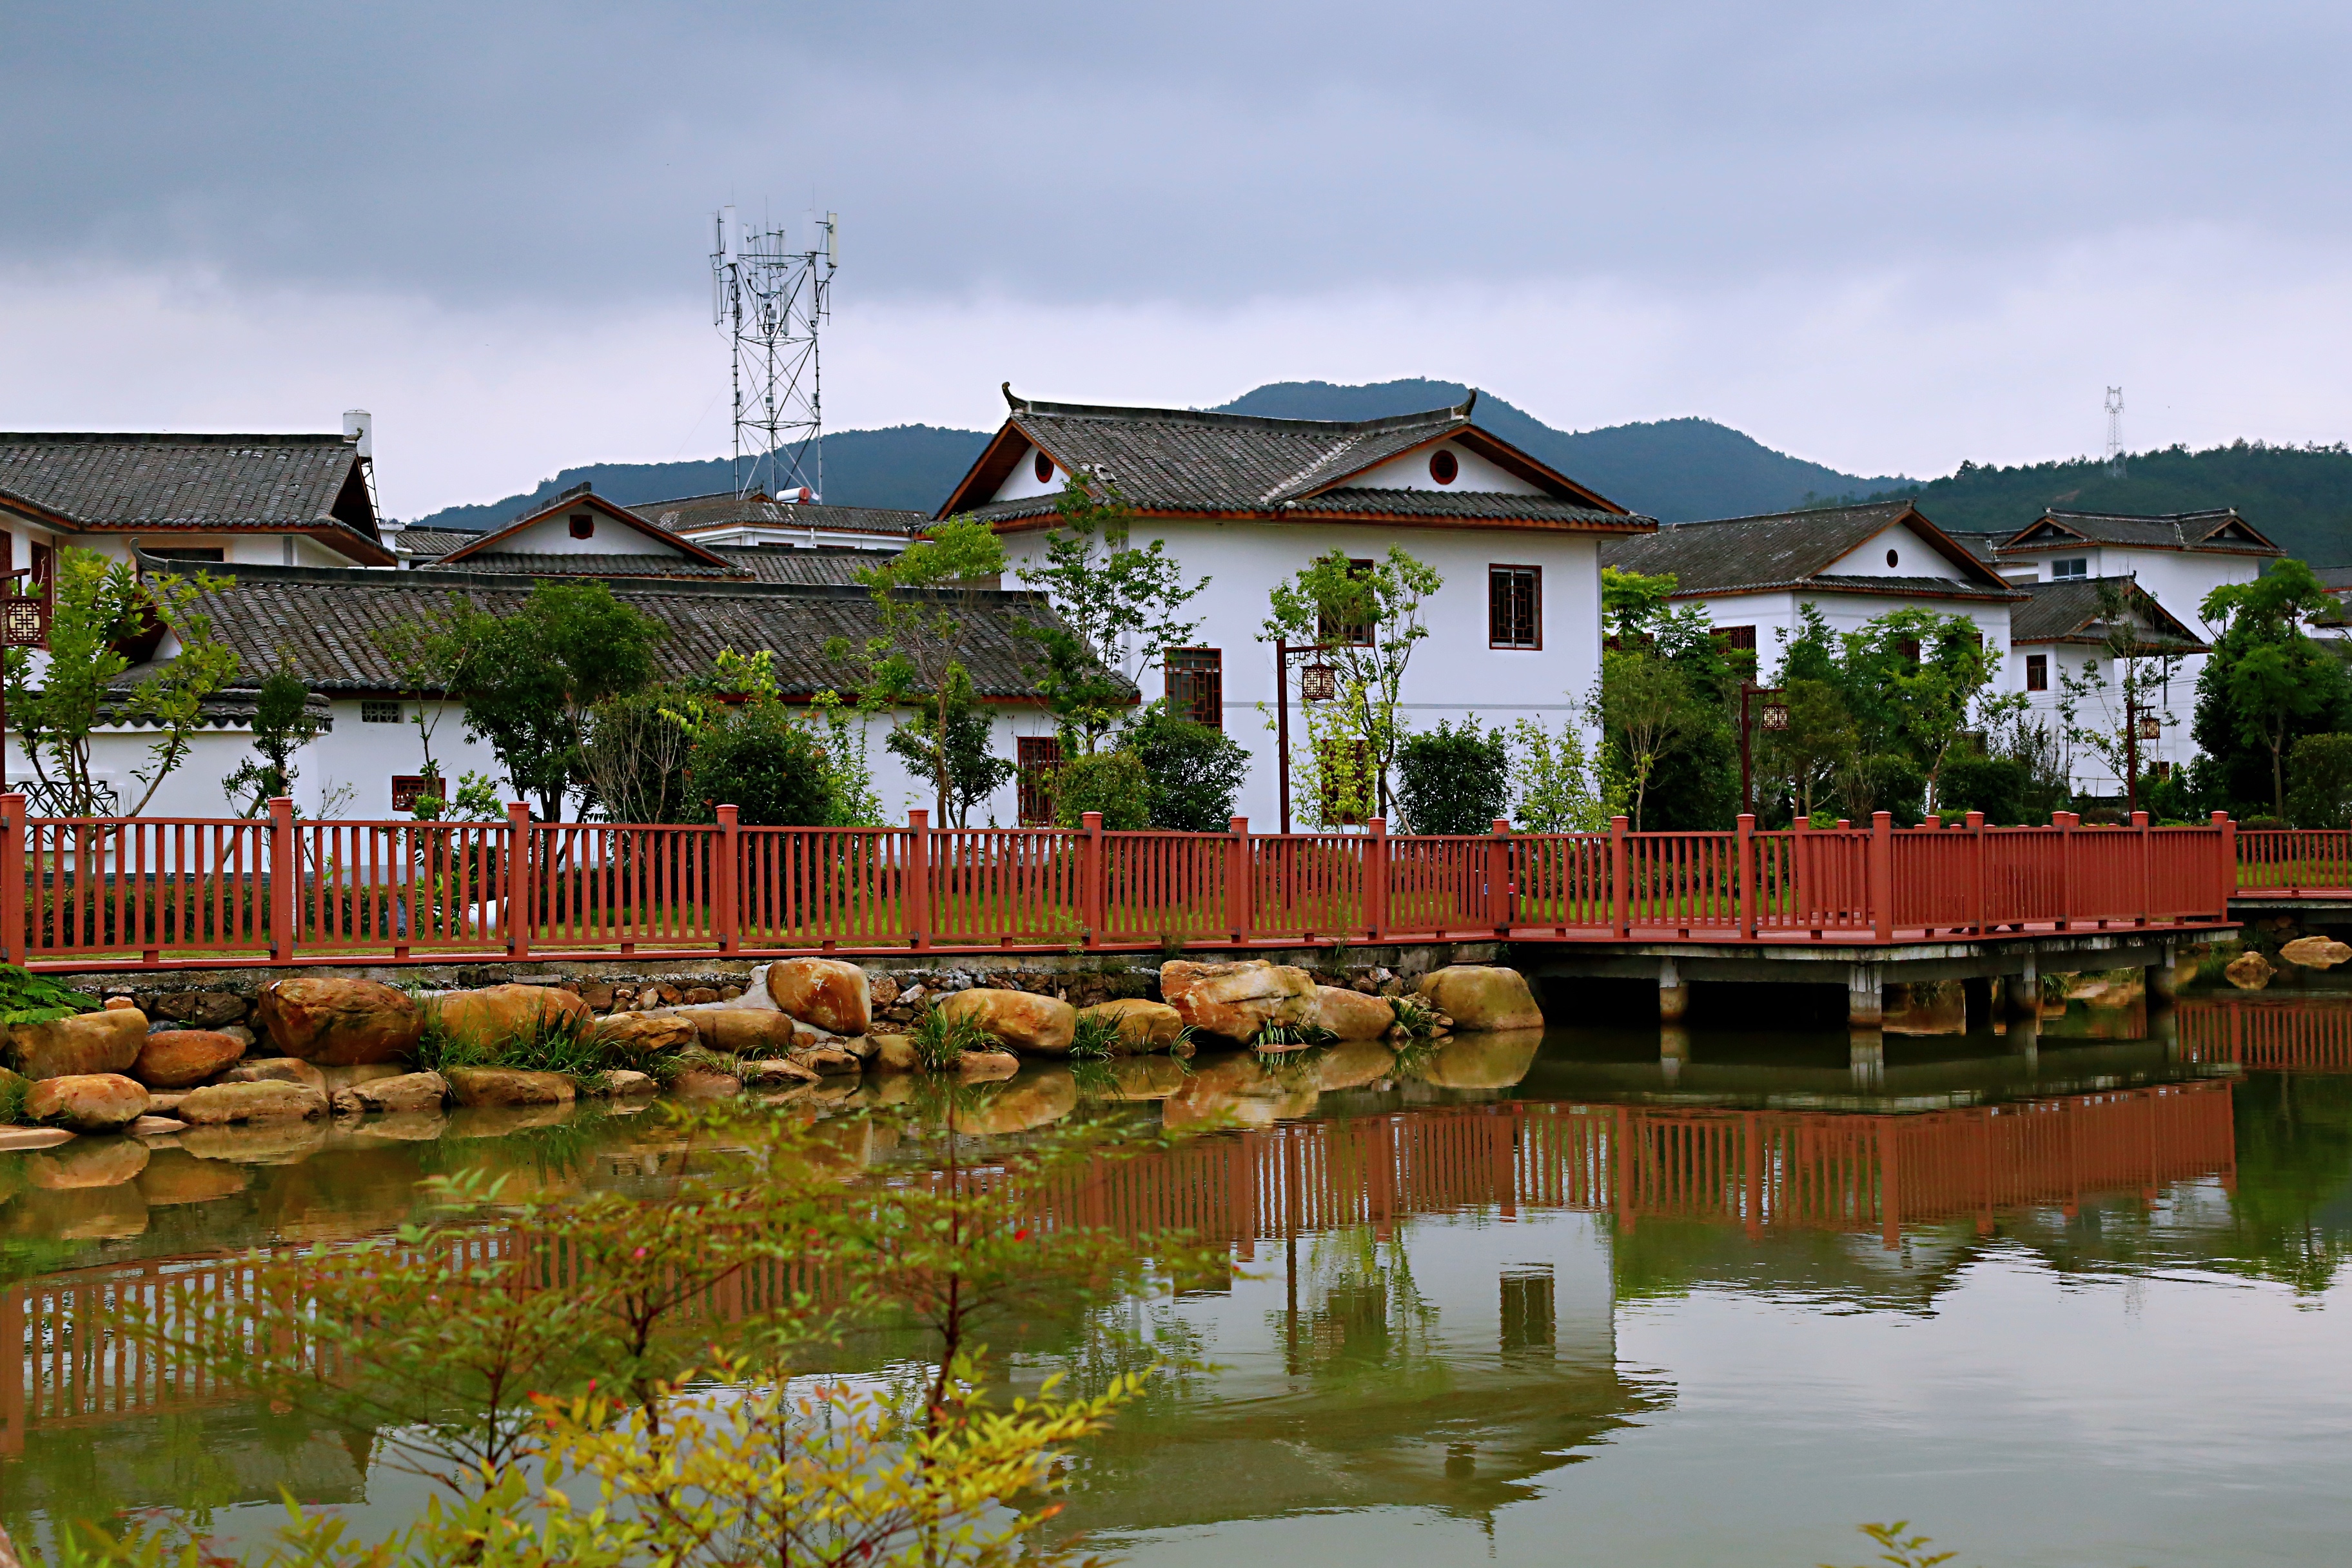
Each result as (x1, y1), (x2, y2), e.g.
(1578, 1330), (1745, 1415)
(1696, 589), (2015, 687)
(1337, 440), (1545, 494)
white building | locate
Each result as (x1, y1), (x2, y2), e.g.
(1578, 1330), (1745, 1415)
(2008, 577), (2208, 793)
(937, 389), (1652, 830)
(1598, 500), (2024, 681)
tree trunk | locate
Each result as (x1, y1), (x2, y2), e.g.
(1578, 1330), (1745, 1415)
(935, 701), (951, 827)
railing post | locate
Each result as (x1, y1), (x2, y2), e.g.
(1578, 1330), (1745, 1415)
(1226, 816), (1251, 944)
(907, 808), (932, 950)
(1, 793), (24, 968)
(2133, 808), (2151, 926)
(2213, 810), (2235, 917)
(2055, 809), (2077, 932)
(1082, 810), (1104, 949)
(1609, 815), (1631, 939)
(1489, 818), (1513, 937)
(268, 796), (297, 964)
(1966, 810), (1986, 936)
(1736, 812), (1756, 939)
(1795, 811), (1813, 935)
(1364, 817), (1389, 942)
(715, 803), (740, 954)
(1869, 810), (1893, 943)
(505, 801), (531, 960)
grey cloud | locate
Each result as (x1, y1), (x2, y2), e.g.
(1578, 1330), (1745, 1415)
(3, 1), (2348, 311)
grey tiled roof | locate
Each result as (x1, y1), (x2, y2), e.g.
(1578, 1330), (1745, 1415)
(632, 491), (928, 538)
(945, 393), (1645, 531)
(0, 433), (380, 547)
(393, 528), (485, 558)
(710, 547), (895, 586)
(122, 555), (1097, 703)
(2010, 576), (2207, 651)
(1601, 502), (2017, 596)
(437, 552), (750, 580)
(2000, 509), (2282, 556)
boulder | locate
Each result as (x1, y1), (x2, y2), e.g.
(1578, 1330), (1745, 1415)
(1415, 966), (1545, 1032)
(790, 1044), (863, 1077)
(27, 1137), (148, 1189)
(226, 1058), (328, 1093)
(2279, 936), (2352, 970)
(870, 1034), (920, 1073)
(0, 1126), (74, 1150)
(1311, 986), (1395, 1042)
(179, 1080), (329, 1124)
(443, 1067), (574, 1108)
(130, 1115), (185, 1137)
(744, 1057), (821, 1086)
(870, 975), (902, 1008)
(1159, 960), (1317, 1043)
(429, 985), (593, 1045)
(321, 1063), (411, 1092)
(691, 1009), (807, 1057)
(938, 988), (1077, 1055)
(331, 1071), (451, 1115)
(137, 1150), (250, 1205)
(590, 1012), (701, 1058)
(951, 1071), (1079, 1135)
(1077, 998), (1185, 1052)
(598, 1069), (658, 1097)
(6, 1009), (147, 1081)
(765, 958), (871, 1037)
(27, 1073), (149, 1133)
(148, 990), (249, 1028)
(132, 1028), (247, 1090)
(145, 1091), (189, 1115)
(2226, 950), (2277, 991)
(255, 978), (422, 1066)
(1406, 1028), (1544, 1090)
(957, 1049), (1020, 1083)
(671, 1068), (742, 1099)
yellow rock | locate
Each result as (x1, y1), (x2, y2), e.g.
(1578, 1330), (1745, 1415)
(7, 1008), (147, 1080)
(429, 985), (592, 1045)
(939, 989), (1077, 1054)
(1077, 998), (1185, 1052)
(765, 958), (871, 1036)
(1311, 986), (1395, 1041)
(1415, 966), (1544, 1031)
(1159, 960), (1316, 1043)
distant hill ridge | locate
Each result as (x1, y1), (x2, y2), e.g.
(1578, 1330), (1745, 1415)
(397, 381), (2352, 564)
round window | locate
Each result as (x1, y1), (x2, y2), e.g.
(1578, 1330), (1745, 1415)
(1885, 548), (1899, 568)
(1034, 451), (1054, 484)
(1429, 449), (1459, 485)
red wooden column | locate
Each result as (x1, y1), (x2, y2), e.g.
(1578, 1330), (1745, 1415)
(2133, 808), (2151, 926)
(1081, 810), (1105, 949)
(2213, 810), (2235, 916)
(1736, 812), (1756, 939)
(1, 792), (24, 968)
(1226, 816), (1251, 944)
(504, 801), (532, 960)
(907, 809), (933, 950)
(268, 796), (297, 965)
(1869, 810), (1893, 942)
(1489, 818), (1513, 936)
(1609, 815), (1631, 938)
(715, 803), (741, 954)
(1966, 810), (1986, 936)
(2055, 809), (2077, 932)
(1364, 817), (1389, 941)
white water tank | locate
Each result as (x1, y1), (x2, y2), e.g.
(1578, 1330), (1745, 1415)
(342, 409), (373, 458)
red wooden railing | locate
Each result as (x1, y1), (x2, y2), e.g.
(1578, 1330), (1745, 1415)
(2233, 827), (2352, 894)
(0, 796), (2239, 971)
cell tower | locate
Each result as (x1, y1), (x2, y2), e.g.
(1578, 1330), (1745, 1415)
(710, 206), (838, 500)
(2104, 386), (2126, 477)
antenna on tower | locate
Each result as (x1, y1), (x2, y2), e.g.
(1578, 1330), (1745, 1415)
(2104, 386), (2126, 478)
(710, 206), (839, 500)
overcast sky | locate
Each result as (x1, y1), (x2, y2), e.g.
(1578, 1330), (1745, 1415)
(4, 1), (2349, 516)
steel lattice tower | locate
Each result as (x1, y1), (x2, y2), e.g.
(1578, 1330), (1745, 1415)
(711, 206), (838, 500)
(2105, 386), (2126, 477)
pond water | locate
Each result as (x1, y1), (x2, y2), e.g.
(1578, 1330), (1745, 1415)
(4, 975), (2351, 1566)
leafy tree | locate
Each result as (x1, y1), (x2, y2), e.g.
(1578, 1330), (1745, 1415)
(221, 660), (328, 816)
(1591, 650), (1697, 830)
(1262, 546), (1443, 820)
(2, 550), (239, 816)
(682, 698), (834, 826)
(834, 516), (1010, 825)
(2052, 580), (2189, 806)
(580, 686), (697, 824)
(1396, 719), (1509, 833)
(1052, 749), (1149, 830)
(1838, 607), (2014, 815)
(2286, 732), (2352, 828)
(1936, 752), (2031, 824)
(1506, 714), (1609, 831)
(380, 580), (662, 820)
(1017, 475), (1206, 753)
(883, 665), (1017, 827)
(1117, 702), (1250, 831)
(2195, 560), (2352, 818)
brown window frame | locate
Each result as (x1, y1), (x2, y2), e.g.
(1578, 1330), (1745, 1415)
(2025, 653), (2048, 692)
(391, 774), (441, 813)
(568, 513), (594, 540)
(1164, 647), (1224, 730)
(1712, 624), (1758, 652)
(1489, 564), (1542, 650)
(1015, 736), (1064, 827)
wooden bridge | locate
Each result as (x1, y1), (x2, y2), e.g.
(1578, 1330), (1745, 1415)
(1, 1080), (2237, 1456)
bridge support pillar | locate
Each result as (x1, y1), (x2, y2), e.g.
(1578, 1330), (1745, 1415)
(2148, 942), (2178, 1003)
(1847, 963), (1883, 1027)
(1658, 957), (1689, 1023)
(2003, 954), (2040, 1021)
(1850, 1030), (1885, 1088)
(2007, 1006), (2039, 1059)
(1660, 1023), (1689, 1085)
(1962, 975), (1994, 1032)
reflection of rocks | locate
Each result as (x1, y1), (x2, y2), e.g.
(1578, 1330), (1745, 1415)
(1078, 999), (1185, 1052)
(950, 1070), (1080, 1135)
(3, 1184), (147, 1240)
(137, 1149), (251, 1204)
(846, 1073), (919, 1108)
(1162, 960), (1316, 1043)
(7, 1008), (147, 1079)
(2280, 936), (2352, 969)
(957, 1049), (1020, 1083)
(341, 1108), (449, 1142)
(1406, 1029), (1543, 1089)
(255, 977), (422, 1065)
(1416, 966), (1544, 1031)
(2227, 950), (2277, 990)
(940, 988), (1078, 1054)
(672, 1068), (743, 1099)
(765, 957), (871, 1036)
(179, 1119), (330, 1164)
(28, 1137), (149, 1189)
(1086, 1056), (1190, 1101)
(443, 1102), (574, 1139)
(1163, 1054), (1319, 1129)
(1313, 1041), (1397, 1092)
(28, 1073), (150, 1132)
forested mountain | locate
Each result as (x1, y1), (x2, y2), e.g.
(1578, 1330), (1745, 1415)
(1877, 442), (2352, 565)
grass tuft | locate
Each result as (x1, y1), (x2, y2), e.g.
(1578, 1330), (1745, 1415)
(1388, 995), (1441, 1039)
(909, 1006), (994, 1070)
(0, 1073), (28, 1126)
(1066, 1012), (1124, 1059)
(412, 1003), (625, 1086)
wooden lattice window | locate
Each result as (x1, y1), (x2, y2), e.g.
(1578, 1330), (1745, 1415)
(1489, 565), (1542, 649)
(1164, 647), (1223, 730)
(1016, 736), (1064, 826)
(1319, 558), (1377, 647)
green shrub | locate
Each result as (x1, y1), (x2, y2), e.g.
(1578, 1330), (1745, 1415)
(2286, 732), (2352, 827)
(1858, 753), (1926, 825)
(1119, 703), (1251, 831)
(1054, 750), (1150, 830)
(1935, 754), (2029, 824)
(1396, 720), (1510, 834)
(684, 700), (833, 825)
(0, 966), (97, 1028)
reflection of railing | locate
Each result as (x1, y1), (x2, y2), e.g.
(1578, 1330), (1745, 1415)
(2179, 997), (2352, 1071)
(0, 797), (2240, 970)
(1, 1082), (2238, 1455)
